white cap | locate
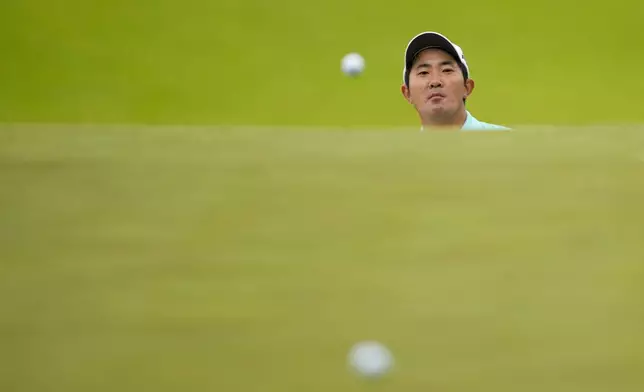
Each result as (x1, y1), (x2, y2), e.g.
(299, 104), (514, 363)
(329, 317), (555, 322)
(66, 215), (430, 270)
(402, 31), (469, 85)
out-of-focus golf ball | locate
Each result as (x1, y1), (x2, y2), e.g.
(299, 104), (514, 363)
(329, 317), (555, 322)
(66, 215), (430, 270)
(341, 52), (365, 77)
(347, 341), (393, 378)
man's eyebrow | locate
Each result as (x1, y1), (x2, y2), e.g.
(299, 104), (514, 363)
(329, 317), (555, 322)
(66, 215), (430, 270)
(414, 60), (456, 69)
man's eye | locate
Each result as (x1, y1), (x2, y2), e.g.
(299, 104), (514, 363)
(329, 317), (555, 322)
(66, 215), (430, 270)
(443, 68), (454, 73)
(418, 71), (429, 75)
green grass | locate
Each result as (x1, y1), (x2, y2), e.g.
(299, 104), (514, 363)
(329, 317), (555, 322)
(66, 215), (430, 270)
(2, 0), (644, 126)
(2, 124), (644, 391)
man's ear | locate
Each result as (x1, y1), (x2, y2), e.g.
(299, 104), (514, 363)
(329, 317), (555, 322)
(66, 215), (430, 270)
(464, 78), (475, 99)
(401, 84), (412, 104)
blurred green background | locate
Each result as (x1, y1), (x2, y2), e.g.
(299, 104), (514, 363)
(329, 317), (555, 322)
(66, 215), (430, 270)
(2, 0), (644, 127)
(3, 2), (644, 391)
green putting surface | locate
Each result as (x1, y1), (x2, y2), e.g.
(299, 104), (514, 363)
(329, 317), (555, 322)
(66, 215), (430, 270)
(2, 124), (644, 391)
(2, 0), (644, 126)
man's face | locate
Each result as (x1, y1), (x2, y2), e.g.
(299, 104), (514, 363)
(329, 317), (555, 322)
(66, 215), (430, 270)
(402, 48), (473, 120)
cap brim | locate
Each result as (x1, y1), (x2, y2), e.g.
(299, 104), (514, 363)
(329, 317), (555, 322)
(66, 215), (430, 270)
(405, 32), (461, 69)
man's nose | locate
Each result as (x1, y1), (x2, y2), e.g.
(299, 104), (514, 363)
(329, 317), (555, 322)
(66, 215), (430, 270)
(429, 78), (443, 88)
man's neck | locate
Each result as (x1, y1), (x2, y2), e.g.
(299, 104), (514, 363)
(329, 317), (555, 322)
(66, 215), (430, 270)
(420, 109), (468, 130)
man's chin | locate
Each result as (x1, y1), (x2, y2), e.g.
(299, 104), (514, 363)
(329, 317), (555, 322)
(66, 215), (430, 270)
(422, 104), (450, 117)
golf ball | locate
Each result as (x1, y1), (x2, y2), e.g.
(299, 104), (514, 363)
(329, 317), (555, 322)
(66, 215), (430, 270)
(341, 52), (365, 77)
(347, 341), (393, 378)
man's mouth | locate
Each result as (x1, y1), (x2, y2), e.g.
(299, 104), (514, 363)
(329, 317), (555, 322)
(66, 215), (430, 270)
(427, 93), (445, 101)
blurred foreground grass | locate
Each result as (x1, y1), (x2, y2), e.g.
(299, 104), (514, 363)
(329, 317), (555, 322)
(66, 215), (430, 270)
(1, 124), (644, 391)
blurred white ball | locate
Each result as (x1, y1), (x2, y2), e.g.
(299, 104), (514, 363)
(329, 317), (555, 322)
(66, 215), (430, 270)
(347, 341), (393, 378)
(341, 52), (365, 77)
